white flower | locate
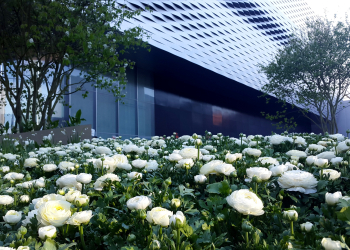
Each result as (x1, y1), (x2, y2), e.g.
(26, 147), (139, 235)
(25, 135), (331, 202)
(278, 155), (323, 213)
(321, 169), (341, 180)
(226, 189), (264, 216)
(28, 38), (34, 43)
(325, 192), (342, 205)
(286, 150), (307, 158)
(330, 157), (343, 165)
(127, 172), (142, 180)
(214, 163), (236, 176)
(22, 209), (38, 226)
(33, 177), (45, 188)
(76, 173), (92, 184)
(3, 210), (22, 224)
(269, 134), (286, 145)
(278, 170), (318, 194)
(321, 238), (342, 250)
(117, 163), (132, 170)
(0, 195), (14, 205)
(179, 148), (202, 160)
(314, 158), (328, 168)
(306, 156), (317, 165)
(123, 144), (139, 153)
(1, 166), (10, 173)
(132, 159), (147, 169)
(308, 144), (325, 153)
(336, 139), (350, 152)
(4, 172), (24, 181)
(317, 151), (336, 160)
(94, 173), (121, 191)
(300, 222), (313, 232)
(38, 225), (57, 240)
(148, 148), (159, 157)
(146, 207), (173, 227)
(176, 159), (194, 169)
(23, 158), (39, 168)
(194, 174), (207, 183)
(20, 195), (30, 203)
(168, 153), (183, 162)
(200, 160), (224, 175)
(283, 210), (298, 221)
(3, 153), (17, 161)
(67, 210), (93, 225)
(75, 195), (89, 207)
(246, 167), (272, 182)
(294, 136), (306, 146)
(270, 165), (289, 176)
(37, 200), (72, 227)
(225, 153), (237, 163)
(202, 155), (215, 162)
(43, 164), (58, 172)
(58, 161), (75, 171)
(242, 148), (262, 157)
(257, 157), (279, 166)
(18, 246), (30, 250)
(94, 146), (112, 155)
(318, 141), (328, 147)
(34, 194), (66, 210)
(127, 196), (152, 210)
(65, 189), (81, 202)
(56, 174), (82, 191)
(145, 160), (159, 172)
(329, 133), (345, 142)
(170, 211), (186, 228)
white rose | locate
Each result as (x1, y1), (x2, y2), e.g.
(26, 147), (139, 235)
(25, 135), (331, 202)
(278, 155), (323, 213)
(117, 163), (132, 171)
(321, 169), (341, 180)
(314, 158), (328, 168)
(283, 210), (298, 221)
(202, 155), (215, 162)
(306, 156), (318, 165)
(0, 195), (14, 205)
(58, 161), (75, 171)
(225, 153), (236, 163)
(1, 166), (10, 173)
(226, 189), (264, 216)
(38, 225), (57, 240)
(300, 222), (313, 232)
(169, 211), (186, 228)
(257, 157), (279, 166)
(246, 167), (272, 182)
(321, 238), (342, 250)
(200, 160), (224, 175)
(214, 163), (236, 176)
(3, 153), (17, 161)
(194, 174), (207, 183)
(127, 172), (142, 180)
(67, 210), (93, 225)
(146, 207), (173, 227)
(317, 151), (336, 160)
(145, 160), (159, 172)
(325, 192), (342, 205)
(123, 144), (139, 153)
(94, 157), (117, 173)
(22, 209), (38, 226)
(132, 159), (147, 169)
(56, 174), (82, 191)
(269, 134), (286, 145)
(94, 173), (121, 191)
(34, 194), (66, 210)
(286, 150), (307, 158)
(76, 173), (92, 184)
(37, 200), (71, 227)
(20, 195), (30, 203)
(179, 148), (202, 160)
(330, 157), (343, 166)
(329, 133), (345, 142)
(176, 159), (194, 169)
(94, 146), (112, 155)
(168, 153), (183, 162)
(43, 164), (58, 172)
(65, 190), (81, 202)
(270, 165), (289, 176)
(23, 158), (39, 168)
(242, 148), (262, 157)
(33, 177), (45, 188)
(278, 170), (318, 194)
(4, 172), (24, 181)
(336, 139), (350, 152)
(3, 210), (22, 224)
(308, 144), (325, 152)
(127, 196), (152, 210)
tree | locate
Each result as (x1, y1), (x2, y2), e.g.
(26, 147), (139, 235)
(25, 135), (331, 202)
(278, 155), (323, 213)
(259, 17), (350, 134)
(0, 0), (149, 132)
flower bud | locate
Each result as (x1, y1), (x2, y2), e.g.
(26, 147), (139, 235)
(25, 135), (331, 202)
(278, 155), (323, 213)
(192, 133), (198, 139)
(127, 234), (136, 243)
(164, 177), (171, 186)
(252, 175), (262, 183)
(300, 222), (313, 232)
(19, 226), (27, 235)
(150, 240), (161, 250)
(242, 220), (253, 232)
(137, 209), (147, 220)
(170, 211), (186, 229)
(325, 192), (342, 206)
(216, 213), (225, 222)
(171, 198), (181, 208)
(75, 164), (80, 169)
(57, 189), (66, 195)
(283, 210), (298, 222)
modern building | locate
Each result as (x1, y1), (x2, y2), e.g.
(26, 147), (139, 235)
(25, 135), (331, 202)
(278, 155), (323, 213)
(4, 0), (324, 138)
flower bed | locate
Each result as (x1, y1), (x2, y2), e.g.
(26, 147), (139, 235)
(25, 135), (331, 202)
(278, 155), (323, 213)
(0, 132), (350, 250)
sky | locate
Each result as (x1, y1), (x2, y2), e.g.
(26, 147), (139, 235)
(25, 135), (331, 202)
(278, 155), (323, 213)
(306, 0), (350, 21)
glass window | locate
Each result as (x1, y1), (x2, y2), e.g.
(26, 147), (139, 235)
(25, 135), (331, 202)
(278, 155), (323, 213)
(97, 92), (117, 137)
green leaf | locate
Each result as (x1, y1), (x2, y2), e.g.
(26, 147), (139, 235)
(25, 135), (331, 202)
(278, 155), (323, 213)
(206, 182), (221, 194)
(179, 185), (195, 198)
(42, 239), (57, 250)
(57, 243), (77, 250)
(317, 180), (329, 191)
(337, 207), (350, 221)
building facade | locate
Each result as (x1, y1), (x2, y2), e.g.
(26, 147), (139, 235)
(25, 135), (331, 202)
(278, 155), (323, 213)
(4, 0), (323, 138)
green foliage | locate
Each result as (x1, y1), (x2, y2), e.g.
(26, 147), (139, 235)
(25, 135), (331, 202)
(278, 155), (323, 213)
(0, 0), (149, 132)
(259, 16), (350, 133)
(65, 109), (86, 127)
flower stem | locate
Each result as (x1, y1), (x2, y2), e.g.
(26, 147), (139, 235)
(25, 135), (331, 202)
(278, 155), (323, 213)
(159, 226), (163, 240)
(290, 221), (294, 236)
(176, 228), (180, 250)
(245, 231), (249, 247)
(255, 182), (258, 195)
(79, 225), (86, 250)
(320, 169), (323, 180)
